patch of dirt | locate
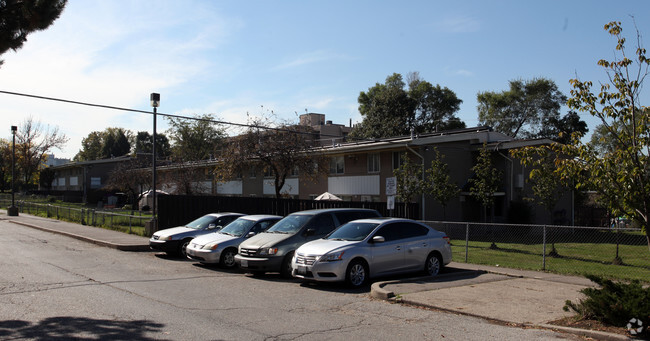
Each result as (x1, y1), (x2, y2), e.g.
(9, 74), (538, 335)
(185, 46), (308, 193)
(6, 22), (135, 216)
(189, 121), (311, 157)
(549, 316), (633, 338)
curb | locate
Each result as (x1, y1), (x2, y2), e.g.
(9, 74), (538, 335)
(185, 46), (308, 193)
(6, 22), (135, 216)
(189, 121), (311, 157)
(8, 220), (151, 252)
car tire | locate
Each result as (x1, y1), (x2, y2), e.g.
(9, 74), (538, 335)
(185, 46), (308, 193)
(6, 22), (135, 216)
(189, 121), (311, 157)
(424, 253), (442, 277)
(280, 252), (294, 278)
(345, 259), (368, 288)
(178, 239), (191, 258)
(220, 248), (237, 268)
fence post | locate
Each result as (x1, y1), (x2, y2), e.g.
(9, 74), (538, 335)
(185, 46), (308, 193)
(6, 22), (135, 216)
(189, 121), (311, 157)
(129, 216), (132, 234)
(465, 223), (469, 263)
(542, 225), (547, 271)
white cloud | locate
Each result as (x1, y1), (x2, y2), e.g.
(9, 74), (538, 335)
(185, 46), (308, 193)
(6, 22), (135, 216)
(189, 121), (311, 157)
(271, 50), (350, 71)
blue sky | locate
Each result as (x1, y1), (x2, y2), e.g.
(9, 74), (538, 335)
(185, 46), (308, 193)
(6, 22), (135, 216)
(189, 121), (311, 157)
(1, 0), (649, 159)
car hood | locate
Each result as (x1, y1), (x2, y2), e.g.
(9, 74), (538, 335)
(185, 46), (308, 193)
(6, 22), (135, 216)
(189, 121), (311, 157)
(297, 239), (356, 255)
(153, 226), (199, 239)
(191, 232), (238, 246)
(240, 232), (292, 249)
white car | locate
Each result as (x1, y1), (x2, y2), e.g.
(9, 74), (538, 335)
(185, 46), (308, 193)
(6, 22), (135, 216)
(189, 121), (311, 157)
(186, 215), (281, 268)
(292, 217), (452, 287)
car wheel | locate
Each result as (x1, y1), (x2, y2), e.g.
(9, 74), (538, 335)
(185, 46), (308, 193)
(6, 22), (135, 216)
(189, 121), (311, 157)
(280, 252), (294, 278)
(345, 259), (368, 288)
(424, 253), (442, 277)
(178, 239), (191, 258)
(220, 248), (237, 268)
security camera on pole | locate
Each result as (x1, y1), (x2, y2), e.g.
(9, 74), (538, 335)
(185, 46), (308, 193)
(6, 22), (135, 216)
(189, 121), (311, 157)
(145, 93), (160, 236)
(7, 126), (19, 216)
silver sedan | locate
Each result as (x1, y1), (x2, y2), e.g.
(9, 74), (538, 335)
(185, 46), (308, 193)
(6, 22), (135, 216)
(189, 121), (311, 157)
(186, 215), (281, 268)
(292, 217), (452, 287)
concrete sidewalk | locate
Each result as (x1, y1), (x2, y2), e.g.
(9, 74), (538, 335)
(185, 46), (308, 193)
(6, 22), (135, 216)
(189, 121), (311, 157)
(371, 264), (631, 340)
(2, 210), (632, 340)
(1, 210), (150, 251)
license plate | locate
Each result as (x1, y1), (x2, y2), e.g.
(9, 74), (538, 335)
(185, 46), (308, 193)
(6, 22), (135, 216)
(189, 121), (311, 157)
(296, 265), (307, 275)
(240, 260), (248, 268)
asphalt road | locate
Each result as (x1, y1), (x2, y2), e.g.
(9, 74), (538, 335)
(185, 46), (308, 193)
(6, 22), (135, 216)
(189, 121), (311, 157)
(0, 220), (578, 340)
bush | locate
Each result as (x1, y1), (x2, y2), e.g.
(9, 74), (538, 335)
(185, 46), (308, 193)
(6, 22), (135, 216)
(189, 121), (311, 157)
(564, 274), (650, 337)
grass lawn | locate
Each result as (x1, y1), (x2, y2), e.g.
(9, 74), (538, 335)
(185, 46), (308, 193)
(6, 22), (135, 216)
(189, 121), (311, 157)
(451, 239), (650, 282)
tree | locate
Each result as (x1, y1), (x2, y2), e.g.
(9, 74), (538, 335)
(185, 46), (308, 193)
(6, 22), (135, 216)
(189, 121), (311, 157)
(215, 116), (328, 199)
(104, 158), (152, 211)
(352, 72), (464, 139)
(521, 21), (650, 251)
(425, 147), (460, 219)
(0, 138), (9, 191)
(393, 155), (424, 207)
(39, 167), (56, 190)
(100, 127), (131, 158)
(468, 143), (502, 223)
(166, 114), (225, 161)
(538, 111), (589, 144)
(477, 78), (570, 139)
(74, 128), (133, 161)
(134, 131), (171, 159)
(16, 118), (68, 189)
(0, 0), (67, 67)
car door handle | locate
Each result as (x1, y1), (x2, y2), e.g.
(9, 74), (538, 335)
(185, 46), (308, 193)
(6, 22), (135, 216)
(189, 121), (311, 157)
(395, 246), (401, 251)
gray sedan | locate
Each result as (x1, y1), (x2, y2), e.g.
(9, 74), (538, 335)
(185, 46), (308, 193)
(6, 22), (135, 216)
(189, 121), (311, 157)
(186, 215), (281, 267)
(292, 217), (452, 287)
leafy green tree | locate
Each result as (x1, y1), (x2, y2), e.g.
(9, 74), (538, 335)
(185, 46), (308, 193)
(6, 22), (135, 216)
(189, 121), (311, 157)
(352, 72), (464, 139)
(394, 155), (423, 206)
(468, 143), (502, 223)
(39, 167), (56, 190)
(166, 114), (225, 161)
(74, 128), (133, 161)
(525, 22), (650, 251)
(134, 131), (171, 159)
(0, 0), (67, 67)
(425, 147), (460, 219)
(477, 78), (569, 139)
(0, 138), (10, 191)
(538, 111), (589, 144)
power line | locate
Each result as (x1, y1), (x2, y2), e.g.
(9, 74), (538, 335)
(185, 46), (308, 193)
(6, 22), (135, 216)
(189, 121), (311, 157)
(0, 89), (359, 140)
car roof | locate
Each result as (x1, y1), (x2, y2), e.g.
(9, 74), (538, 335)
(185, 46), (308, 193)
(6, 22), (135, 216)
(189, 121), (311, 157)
(288, 208), (380, 216)
(346, 217), (421, 224)
(238, 214), (282, 221)
(205, 212), (245, 217)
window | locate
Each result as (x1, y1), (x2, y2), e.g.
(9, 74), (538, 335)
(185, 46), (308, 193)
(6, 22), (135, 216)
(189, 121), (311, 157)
(367, 153), (380, 173)
(393, 151), (406, 170)
(264, 166), (273, 178)
(373, 223), (402, 242)
(249, 166), (256, 178)
(291, 165), (299, 176)
(329, 156), (344, 174)
(307, 213), (336, 236)
(90, 177), (101, 189)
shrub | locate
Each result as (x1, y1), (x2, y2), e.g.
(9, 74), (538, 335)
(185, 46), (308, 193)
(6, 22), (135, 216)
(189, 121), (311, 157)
(564, 274), (650, 337)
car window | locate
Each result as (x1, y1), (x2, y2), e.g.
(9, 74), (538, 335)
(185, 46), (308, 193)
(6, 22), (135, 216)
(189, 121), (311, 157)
(251, 220), (276, 234)
(267, 215), (312, 234)
(219, 219), (255, 237)
(307, 213), (336, 235)
(186, 215), (218, 229)
(400, 222), (430, 239)
(373, 223), (402, 242)
(327, 222), (378, 241)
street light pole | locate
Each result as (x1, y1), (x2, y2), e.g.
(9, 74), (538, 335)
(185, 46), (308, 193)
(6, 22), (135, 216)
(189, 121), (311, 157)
(149, 93), (160, 234)
(8, 126), (18, 216)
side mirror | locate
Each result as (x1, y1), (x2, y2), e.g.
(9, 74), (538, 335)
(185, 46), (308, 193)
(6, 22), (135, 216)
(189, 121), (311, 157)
(246, 232), (255, 238)
(207, 223), (217, 229)
(371, 236), (385, 243)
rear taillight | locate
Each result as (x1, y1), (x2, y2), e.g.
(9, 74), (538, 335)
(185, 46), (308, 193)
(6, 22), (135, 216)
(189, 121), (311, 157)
(443, 236), (450, 245)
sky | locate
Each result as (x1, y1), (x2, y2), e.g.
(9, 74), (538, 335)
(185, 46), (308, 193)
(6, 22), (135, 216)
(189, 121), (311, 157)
(1, 0), (650, 159)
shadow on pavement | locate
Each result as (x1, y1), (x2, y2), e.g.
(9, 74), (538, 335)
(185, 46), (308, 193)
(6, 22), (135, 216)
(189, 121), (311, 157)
(0, 317), (167, 341)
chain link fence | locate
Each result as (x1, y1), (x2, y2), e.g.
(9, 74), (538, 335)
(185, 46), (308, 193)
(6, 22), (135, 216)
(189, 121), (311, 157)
(424, 221), (650, 283)
(2, 199), (150, 236)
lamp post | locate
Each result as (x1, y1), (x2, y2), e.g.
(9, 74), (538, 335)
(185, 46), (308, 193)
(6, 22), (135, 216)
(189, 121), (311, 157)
(148, 93), (160, 235)
(7, 126), (19, 216)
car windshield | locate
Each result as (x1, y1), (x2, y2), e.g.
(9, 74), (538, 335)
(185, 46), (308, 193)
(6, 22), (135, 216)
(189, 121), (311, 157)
(218, 219), (255, 237)
(266, 215), (312, 234)
(185, 215), (219, 230)
(326, 222), (378, 241)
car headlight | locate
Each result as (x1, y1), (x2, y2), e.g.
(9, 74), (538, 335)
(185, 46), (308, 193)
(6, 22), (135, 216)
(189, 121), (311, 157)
(259, 247), (278, 256)
(319, 251), (345, 262)
(202, 242), (219, 250)
(158, 235), (172, 241)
